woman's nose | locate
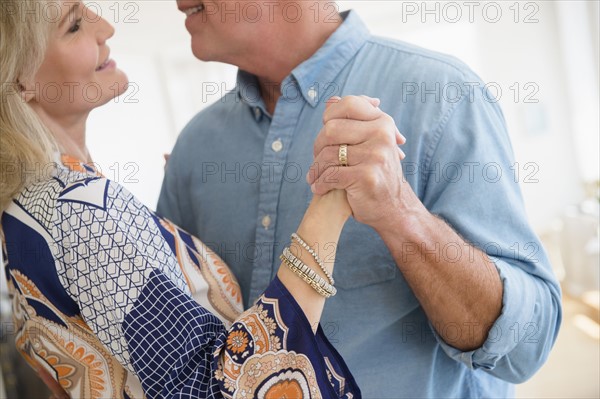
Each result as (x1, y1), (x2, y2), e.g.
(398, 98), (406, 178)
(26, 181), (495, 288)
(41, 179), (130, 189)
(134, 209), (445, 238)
(97, 16), (115, 43)
(85, 7), (114, 44)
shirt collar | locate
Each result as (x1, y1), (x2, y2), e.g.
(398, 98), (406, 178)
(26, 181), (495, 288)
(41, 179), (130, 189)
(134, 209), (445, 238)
(237, 70), (269, 121)
(236, 9), (370, 116)
(291, 10), (370, 107)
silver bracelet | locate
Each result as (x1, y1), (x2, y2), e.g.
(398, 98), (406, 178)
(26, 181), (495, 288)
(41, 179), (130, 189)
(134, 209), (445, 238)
(282, 247), (336, 297)
(291, 232), (335, 285)
(280, 255), (335, 298)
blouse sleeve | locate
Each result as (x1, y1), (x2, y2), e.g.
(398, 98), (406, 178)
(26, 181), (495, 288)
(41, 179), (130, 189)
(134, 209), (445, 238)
(52, 177), (359, 398)
(214, 277), (360, 398)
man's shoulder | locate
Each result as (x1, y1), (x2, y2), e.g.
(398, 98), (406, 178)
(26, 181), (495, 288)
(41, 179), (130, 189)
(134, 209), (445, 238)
(358, 35), (482, 84)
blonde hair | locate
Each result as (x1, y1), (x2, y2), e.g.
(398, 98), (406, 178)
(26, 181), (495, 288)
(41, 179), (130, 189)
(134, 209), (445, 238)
(0, 0), (58, 213)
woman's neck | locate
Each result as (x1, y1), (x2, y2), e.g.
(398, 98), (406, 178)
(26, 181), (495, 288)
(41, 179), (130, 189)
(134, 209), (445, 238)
(31, 104), (91, 163)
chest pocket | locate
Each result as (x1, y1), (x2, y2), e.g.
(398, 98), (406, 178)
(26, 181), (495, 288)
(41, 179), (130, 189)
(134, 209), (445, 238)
(333, 218), (397, 289)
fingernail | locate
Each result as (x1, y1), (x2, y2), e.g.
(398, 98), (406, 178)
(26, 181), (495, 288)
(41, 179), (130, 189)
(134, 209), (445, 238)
(311, 183), (316, 194)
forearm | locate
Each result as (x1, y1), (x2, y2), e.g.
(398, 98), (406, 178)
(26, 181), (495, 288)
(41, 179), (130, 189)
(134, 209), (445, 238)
(376, 204), (503, 351)
(277, 190), (348, 331)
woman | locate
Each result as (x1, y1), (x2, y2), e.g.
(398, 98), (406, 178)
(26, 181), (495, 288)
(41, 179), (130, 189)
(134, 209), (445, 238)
(0, 1), (393, 398)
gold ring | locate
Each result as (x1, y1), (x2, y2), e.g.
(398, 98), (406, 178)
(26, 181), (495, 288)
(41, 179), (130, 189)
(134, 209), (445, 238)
(338, 144), (348, 167)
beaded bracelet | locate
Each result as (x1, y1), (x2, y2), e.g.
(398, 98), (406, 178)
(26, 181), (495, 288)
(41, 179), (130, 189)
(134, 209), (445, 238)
(280, 254), (337, 298)
(291, 232), (335, 285)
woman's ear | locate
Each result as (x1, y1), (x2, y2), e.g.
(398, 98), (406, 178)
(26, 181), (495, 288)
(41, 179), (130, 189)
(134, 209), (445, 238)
(17, 78), (36, 103)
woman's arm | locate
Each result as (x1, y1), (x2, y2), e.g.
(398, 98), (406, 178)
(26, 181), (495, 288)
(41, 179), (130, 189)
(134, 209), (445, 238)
(215, 189), (357, 399)
(277, 189), (350, 330)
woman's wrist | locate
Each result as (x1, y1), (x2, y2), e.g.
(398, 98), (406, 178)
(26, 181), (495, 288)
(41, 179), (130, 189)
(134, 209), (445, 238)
(306, 190), (351, 230)
(275, 190), (349, 330)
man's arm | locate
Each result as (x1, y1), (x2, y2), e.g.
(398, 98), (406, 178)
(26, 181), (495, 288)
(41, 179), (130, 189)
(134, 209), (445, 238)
(309, 94), (561, 382)
(376, 197), (503, 351)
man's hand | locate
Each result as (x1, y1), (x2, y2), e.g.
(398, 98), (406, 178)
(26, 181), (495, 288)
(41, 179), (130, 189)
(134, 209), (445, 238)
(307, 95), (418, 230)
(308, 96), (504, 351)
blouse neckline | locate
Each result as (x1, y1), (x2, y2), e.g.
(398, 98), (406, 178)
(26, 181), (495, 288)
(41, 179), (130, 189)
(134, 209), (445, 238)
(59, 154), (103, 177)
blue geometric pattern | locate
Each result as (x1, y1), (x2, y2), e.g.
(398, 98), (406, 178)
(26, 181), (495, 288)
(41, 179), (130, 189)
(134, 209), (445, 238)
(50, 175), (190, 371)
(13, 172), (66, 234)
(123, 269), (225, 398)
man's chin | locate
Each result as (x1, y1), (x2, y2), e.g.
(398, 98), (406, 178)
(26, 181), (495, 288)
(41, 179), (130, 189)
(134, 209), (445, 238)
(191, 45), (213, 62)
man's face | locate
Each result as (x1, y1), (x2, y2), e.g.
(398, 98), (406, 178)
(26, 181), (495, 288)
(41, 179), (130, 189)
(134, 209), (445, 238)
(176, 0), (274, 64)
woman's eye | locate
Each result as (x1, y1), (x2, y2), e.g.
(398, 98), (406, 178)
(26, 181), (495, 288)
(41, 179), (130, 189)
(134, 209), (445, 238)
(68, 18), (82, 33)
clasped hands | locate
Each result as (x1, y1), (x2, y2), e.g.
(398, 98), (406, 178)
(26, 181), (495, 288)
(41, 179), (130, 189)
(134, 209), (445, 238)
(307, 96), (412, 231)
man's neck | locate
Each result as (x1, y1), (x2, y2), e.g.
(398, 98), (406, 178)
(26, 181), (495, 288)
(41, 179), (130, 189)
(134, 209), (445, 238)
(248, 15), (343, 115)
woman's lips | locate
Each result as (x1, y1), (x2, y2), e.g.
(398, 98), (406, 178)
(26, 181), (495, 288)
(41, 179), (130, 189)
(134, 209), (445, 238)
(96, 59), (116, 72)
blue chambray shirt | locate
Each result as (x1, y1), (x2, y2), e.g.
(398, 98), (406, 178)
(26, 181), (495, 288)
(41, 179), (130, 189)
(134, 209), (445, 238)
(158, 10), (561, 398)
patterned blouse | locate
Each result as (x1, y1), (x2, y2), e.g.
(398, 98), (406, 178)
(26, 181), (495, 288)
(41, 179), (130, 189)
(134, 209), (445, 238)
(1, 155), (359, 398)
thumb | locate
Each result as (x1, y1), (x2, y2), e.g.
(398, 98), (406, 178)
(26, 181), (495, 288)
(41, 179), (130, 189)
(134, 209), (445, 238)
(325, 96), (341, 109)
(360, 95), (381, 108)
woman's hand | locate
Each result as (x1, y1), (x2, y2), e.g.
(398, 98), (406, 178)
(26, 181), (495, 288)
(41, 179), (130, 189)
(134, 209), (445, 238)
(307, 189), (351, 227)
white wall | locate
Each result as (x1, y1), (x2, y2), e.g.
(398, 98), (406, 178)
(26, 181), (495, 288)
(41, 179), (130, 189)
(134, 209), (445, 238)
(84, 1), (597, 231)
(85, 1), (237, 207)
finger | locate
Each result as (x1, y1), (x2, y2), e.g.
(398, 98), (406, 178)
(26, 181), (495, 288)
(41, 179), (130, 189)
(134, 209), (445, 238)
(313, 118), (379, 157)
(315, 114), (398, 157)
(398, 146), (406, 160)
(308, 144), (374, 184)
(307, 147), (351, 185)
(310, 165), (355, 195)
(396, 130), (406, 145)
(323, 95), (382, 124)
(325, 96), (341, 109)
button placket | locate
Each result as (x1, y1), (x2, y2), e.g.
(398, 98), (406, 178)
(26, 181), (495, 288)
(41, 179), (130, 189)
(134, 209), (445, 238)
(248, 86), (304, 304)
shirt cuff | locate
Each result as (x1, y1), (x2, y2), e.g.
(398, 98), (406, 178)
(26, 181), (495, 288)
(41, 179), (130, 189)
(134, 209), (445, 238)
(431, 256), (537, 370)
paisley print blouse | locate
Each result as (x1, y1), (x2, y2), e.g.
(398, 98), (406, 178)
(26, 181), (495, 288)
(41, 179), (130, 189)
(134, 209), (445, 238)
(1, 156), (359, 398)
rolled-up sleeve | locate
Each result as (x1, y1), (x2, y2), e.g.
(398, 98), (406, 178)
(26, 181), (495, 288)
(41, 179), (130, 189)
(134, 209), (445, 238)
(421, 85), (562, 383)
(434, 256), (562, 382)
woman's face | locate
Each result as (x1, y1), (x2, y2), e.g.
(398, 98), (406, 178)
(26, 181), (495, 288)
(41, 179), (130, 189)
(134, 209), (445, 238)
(27, 0), (128, 117)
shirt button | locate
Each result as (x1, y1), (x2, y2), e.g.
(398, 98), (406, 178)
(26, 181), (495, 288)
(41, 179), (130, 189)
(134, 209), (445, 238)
(308, 88), (318, 101)
(254, 107), (261, 119)
(262, 215), (271, 229)
(271, 139), (283, 152)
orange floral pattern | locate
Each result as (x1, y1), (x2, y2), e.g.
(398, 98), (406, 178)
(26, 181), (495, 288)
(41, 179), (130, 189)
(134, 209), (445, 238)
(216, 296), (323, 399)
(226, 330), (249, 354)
(9, 270), (142, 399)
(264, 379), (304, 399)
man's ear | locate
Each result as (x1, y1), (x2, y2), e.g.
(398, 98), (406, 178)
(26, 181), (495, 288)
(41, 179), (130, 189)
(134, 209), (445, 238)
(17, 79), (36, 103)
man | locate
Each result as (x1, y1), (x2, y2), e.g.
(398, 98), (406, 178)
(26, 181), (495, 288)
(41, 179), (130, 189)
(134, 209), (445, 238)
(158, 1), (561, 397)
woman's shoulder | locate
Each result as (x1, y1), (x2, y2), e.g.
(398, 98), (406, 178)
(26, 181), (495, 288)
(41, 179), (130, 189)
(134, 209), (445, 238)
(6, 167), (150, 237)
(4, 168), (89, 233)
